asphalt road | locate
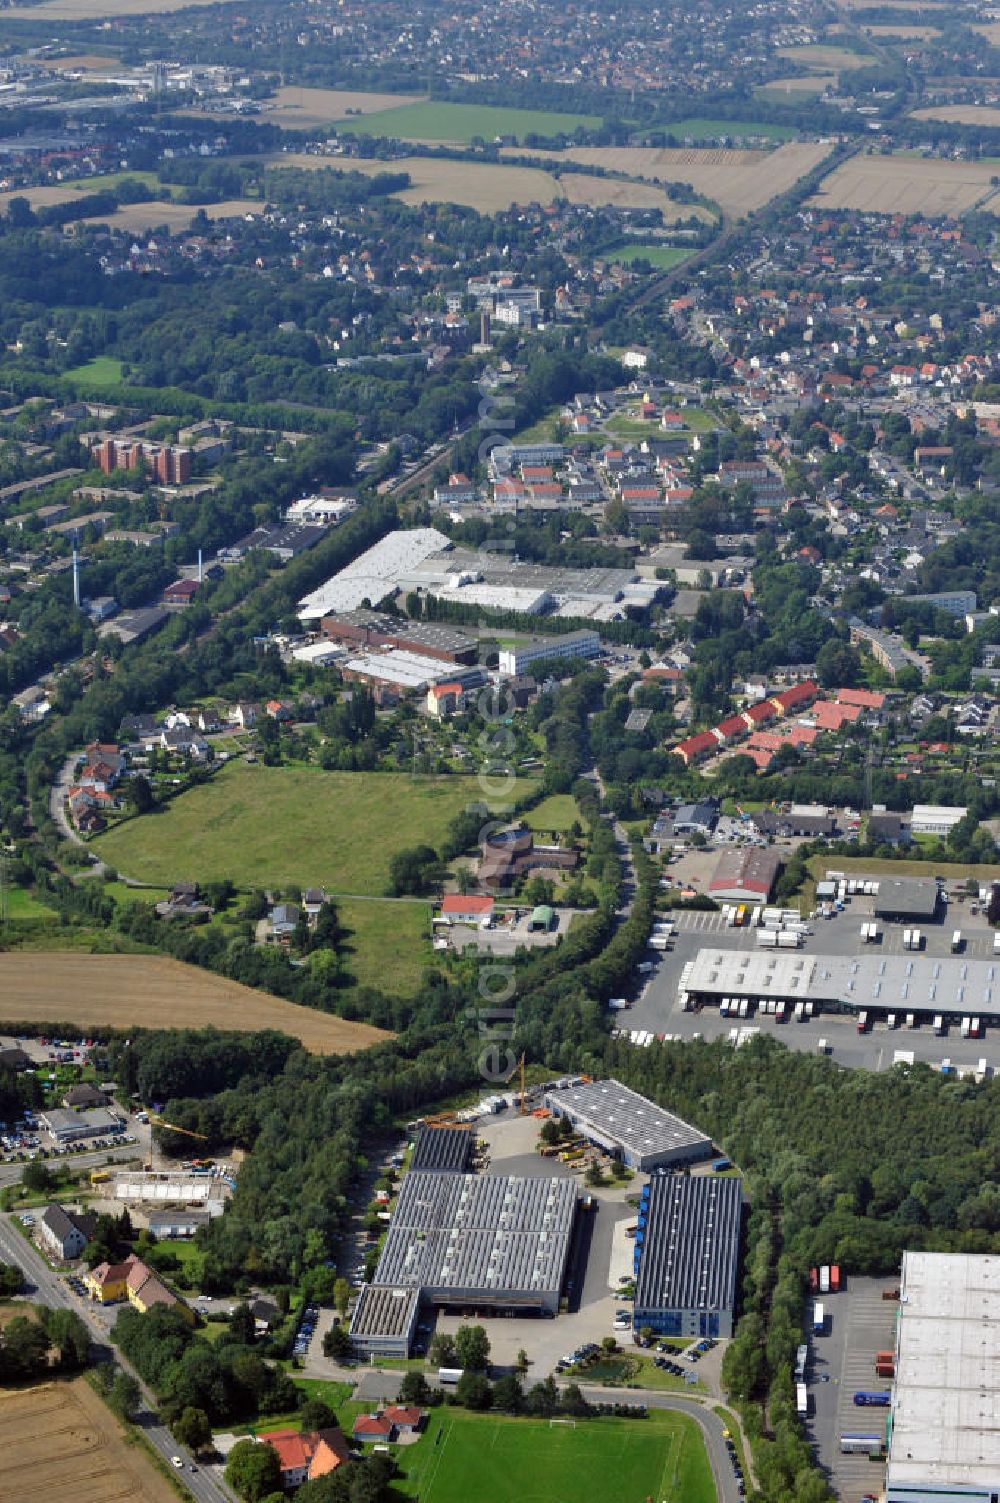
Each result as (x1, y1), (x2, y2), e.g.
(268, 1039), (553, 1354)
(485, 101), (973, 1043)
(0, 1143), (143, 1190)
(0, 1213), (235, 1503)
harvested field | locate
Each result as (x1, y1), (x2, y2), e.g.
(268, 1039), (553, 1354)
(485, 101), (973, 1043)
(503, 141), (832, 217)
(44, 53), (120, 70)
(0, 1377), (178, 1503)
(266, 152), (704, 218)
(758, 74), (837, 97)
(260, 86), (425, 130)
(913, 103), (1000, 126)
(0, 953), (392, 1055)
(776, 43), (874, 71)
(810, 152), (1000, 215)
(2, 0), (239, 15)
(0, 185), (259, 233)
(974, 23), (1000, 45)
(863, 23), (939, 38)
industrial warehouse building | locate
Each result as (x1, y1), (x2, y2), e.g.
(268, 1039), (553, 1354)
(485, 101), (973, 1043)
(683, 948), (1000, 1026)
(349, 1171), (578, 1356)
(708, 848), (782, 905)
(633, 1174), (742, 1340)
(887, 1250), (1000, 1503)
(40, 1106), (124, 1144)
(872, 876), (940, 922)
(497, 630), (602, 676)
(544, 1078), (713, 1171)
(409, 1124), (475, 1175)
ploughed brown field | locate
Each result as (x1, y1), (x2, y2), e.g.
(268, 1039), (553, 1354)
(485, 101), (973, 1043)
(0, 953), (391, 1054)
(0, 1378), (178, 1503)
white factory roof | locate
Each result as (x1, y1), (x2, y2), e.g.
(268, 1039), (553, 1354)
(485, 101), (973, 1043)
(291, 640), (345, 665)
(431, 583), (552, 614)
(684, 947), (1000, 1020)
(297, 528), (451, 619)
(342, 649), (463, 690)
(888, 1251), (1000, 1491)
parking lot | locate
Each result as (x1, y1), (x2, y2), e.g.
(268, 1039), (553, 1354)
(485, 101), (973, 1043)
(625, 900), (1000, 1076)
(804, 1276), (896, 1502)
(445, 909), (573, 955)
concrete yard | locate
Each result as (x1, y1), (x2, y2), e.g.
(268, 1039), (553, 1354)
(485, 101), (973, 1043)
(626, 902), (1000, 1076)
(804, 1275), (896, 1503)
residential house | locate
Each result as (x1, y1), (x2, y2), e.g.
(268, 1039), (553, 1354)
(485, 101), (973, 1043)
(440, 894), (495, 926)
(163, 578), (200, 607)
(62, 1083), (106, 1109)
(84, 1253), (194, 1320)
(229, 702), (260, 730)
(39, 1204), (97, 1262)
(259, 1428), (351, 1488)
(260, 903), (301, 945)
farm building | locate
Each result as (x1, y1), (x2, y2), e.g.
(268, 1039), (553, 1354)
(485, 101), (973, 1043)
(544, 1078), (713, 1172)
(409, 1123), (475, 1175)
(708, 848), (782, 905)
(633, 1173), (742, 1340)
(887, 1251), (1000, 1503)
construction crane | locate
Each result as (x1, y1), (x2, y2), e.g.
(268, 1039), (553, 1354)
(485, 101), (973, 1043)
(518, 1053), (527, 1115)
(148, 1115), (208, 1141)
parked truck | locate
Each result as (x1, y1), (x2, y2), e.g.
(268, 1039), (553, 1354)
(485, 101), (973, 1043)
(777, 931), (800, 949)
(952, 930), (963, 953)
(757, 929), (778, 949)
(819, 1265), (831, 1295)
(813, 1303), (825, 1335)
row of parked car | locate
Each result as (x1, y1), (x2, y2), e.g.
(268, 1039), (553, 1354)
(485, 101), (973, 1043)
(293, 1304), (320, 1357)
(685, 1337), (717, 1363)
(555, 1341), (601, 1371)
(724, 1432), (745, 1496)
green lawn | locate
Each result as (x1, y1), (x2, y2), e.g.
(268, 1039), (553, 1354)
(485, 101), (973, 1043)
(65, 169), (176, 195)
(4, 886), (58, 920)
(806, 853), (1000, 883)
(334, 100), (601, 144)
(521, 795), (580, 835)
(65, 356), (124, 389)
(338, 897), (430, 994)
(603, 242), (692, 270)
(93, 762), (537, 894)
(657, 115), (796, 142)
(394, 1409), (715, 1503)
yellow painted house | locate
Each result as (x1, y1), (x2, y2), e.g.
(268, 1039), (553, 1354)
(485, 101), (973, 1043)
(84, 1253), (194, 1323)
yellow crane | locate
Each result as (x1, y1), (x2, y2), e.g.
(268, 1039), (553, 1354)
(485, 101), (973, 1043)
(148, 1115), (208, 1141)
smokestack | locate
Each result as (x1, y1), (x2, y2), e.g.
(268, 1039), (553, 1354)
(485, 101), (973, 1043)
(198, 548), (203, 584)
(72, 542), (80, 609)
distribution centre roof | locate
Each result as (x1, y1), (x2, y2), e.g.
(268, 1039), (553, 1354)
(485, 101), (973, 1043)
(373, 1171), (576, 1298)
(684, 948), (1000, 1021)
(635, 1174), (742, 1316)
(872, 876), (940, 919)
(544, 1078), (711, 1162)
(888, 1251), (1000, 1492)
(297, 528), (451, 619)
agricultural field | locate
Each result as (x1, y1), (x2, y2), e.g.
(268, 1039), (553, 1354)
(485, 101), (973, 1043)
(863, 23), (939, 37)
(394, 1409), (715, 1503)
(776, 43), (875, 72)
(974, 22), (1000, 44)
(43, 54), (120, 71)
(504, 141), (833, 217)
(757, 74), (838, 98)
(913, 103), (1000, 127)
(603, 242), (692, 269)
(267, 152), (704, 219)
(0, 952), (392, 1054)
(338, 897), (430, 996)
(810, 152), (1000, 215)
(0, 1376), (179, 1503)
(329, 99), (602, 145)
(92, 761), (535, 893)
(655, 116), (797, 141)
(0, 185), (258, 234)
(260, 86), (426, 130)
(2, 0), (239, 15)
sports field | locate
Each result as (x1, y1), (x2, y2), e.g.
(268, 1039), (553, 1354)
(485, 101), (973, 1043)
(93, 762), (535, 893)
(0, 1376), (178, 1503)
(0, 952), (392, 1054)
(332, 100), (601, 144)
(395, 1410), (715, 1503)
(603, 242), (692, 269)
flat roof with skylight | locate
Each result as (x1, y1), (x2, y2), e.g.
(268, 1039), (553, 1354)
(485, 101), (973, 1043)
(544, 1078), (712, 1171)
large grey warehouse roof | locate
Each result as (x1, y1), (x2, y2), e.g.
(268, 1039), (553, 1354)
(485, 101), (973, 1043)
(872, 876), (939, 919)
(373, 1172), (575, 1297)
(635, 1175), (742, 1316)
(888, 1251), (1000, 1494)
(685, 948), (1000, 1021)
(545, 1078), (711, 1160)
(410, 1125), (475, 1175)
(349, 1284), (420, 1339)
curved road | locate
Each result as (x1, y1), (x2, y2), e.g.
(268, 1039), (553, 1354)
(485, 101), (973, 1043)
(575, 1383), (743, 1503)
(0, 1211), (235, 1503)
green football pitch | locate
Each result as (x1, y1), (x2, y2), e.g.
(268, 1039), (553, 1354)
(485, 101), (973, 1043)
(395, 1409), (716, 1503)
